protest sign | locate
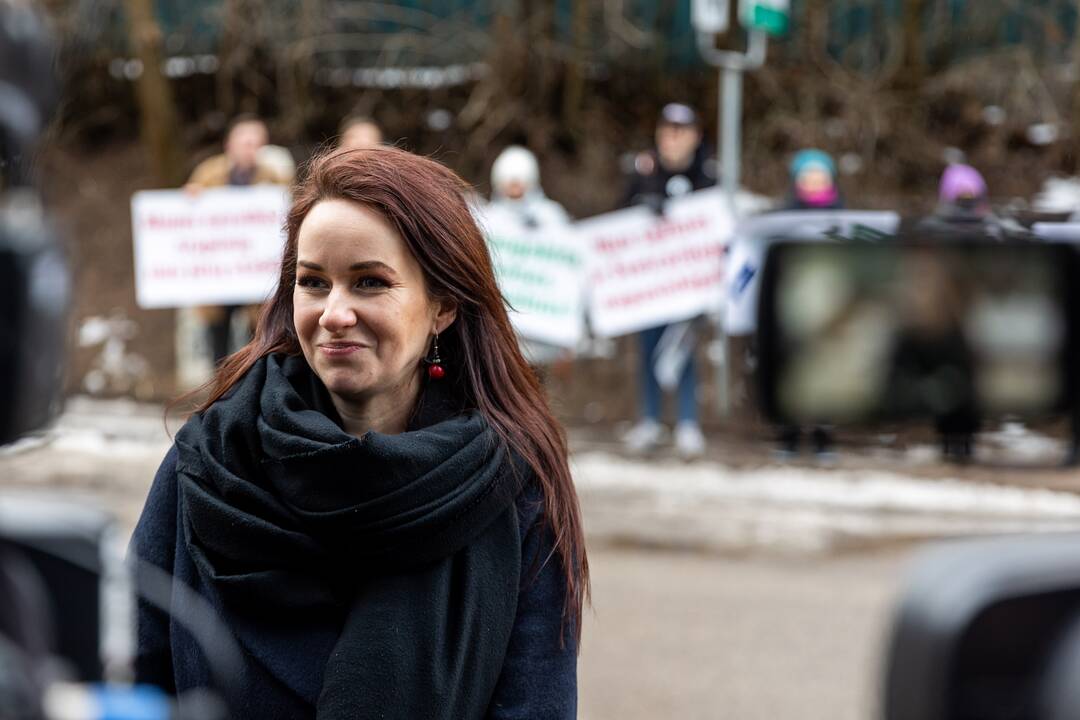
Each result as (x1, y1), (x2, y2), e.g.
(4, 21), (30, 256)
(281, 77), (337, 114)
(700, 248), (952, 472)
(1032, 222), (1080, 244)
(131, 186), (290, 309)
(578, 187), (734, 337)
(479, 203), (586, 348)
(723, 210), (900, 336)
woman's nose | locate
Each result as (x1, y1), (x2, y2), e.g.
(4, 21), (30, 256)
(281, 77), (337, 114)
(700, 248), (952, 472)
(319, 290), (357, 332)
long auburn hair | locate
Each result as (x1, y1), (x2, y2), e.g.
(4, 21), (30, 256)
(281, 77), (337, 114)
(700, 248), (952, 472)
(194, 146), (588, 636)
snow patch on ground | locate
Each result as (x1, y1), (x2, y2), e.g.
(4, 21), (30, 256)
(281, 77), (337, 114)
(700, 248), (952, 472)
(573, 451), (1080, 554)
(572, 451), (1080, 519)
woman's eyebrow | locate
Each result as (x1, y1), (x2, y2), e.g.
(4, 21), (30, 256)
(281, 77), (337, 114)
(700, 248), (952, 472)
(297, 259), (397, 275)
(349, 261), (396, 274)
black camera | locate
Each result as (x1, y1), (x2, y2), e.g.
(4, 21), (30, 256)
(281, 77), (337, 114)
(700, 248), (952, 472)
(0, 0), (67, 446)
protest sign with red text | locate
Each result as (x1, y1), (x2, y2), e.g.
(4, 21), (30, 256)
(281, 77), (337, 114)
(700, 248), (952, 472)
(132, 186), (290, 308)
(578, 187), (734, 337)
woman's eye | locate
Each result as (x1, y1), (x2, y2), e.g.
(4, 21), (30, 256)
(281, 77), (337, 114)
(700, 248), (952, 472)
(357, 277), (389, 289)
(296, 276), (327, 289)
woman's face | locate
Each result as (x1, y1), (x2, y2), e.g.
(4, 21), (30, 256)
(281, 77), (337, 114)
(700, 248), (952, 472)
(293, 199), (454, 415)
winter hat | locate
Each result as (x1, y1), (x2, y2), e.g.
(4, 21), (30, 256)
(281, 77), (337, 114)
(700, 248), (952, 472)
(491, 146), (540, 193)
(790, 149), (839, 208)
(789, 149), (837, 181)
(939, 164), (987, 203)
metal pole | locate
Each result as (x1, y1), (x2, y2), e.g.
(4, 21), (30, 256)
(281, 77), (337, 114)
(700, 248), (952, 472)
(699, 29), (767, 216)
(695, 28), (768, 420)
(717, 67), (724, 200)
(721, 64), (742, 216)
(714, 65), (742, 416)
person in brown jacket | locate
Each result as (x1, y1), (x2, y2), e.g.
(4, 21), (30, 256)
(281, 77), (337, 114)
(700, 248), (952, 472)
(185, 114), (292, 365)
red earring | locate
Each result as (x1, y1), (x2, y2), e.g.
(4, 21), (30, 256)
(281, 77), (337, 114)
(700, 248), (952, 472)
(426, 332), (445, 380)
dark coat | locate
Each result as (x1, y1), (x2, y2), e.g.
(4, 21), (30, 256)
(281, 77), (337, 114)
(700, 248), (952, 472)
(133, 448), (576, 718)
(621, 143), (716, 212)
(915, 204), (1026, 242)
(133, 416), (577, 719)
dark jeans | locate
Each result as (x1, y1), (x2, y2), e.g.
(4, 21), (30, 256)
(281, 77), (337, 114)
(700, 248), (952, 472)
(638, 324), (698, 424)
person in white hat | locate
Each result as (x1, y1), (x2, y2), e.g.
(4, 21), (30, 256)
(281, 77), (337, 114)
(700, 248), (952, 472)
(487, 146), (574, 368)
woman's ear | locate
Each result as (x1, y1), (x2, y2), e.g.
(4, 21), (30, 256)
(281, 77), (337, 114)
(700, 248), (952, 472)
(433, 298), (458, 335)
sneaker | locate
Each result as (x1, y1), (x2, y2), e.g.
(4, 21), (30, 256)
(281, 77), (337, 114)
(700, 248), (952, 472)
(624, 419), (665, 455)
(674, 421), (706, 461)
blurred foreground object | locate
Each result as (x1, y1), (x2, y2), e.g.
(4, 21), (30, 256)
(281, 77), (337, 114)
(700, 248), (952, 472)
(883, 533), (1080, 720)
(0, 0), (69, 444)
(0, 5), (231, 718)
(757, 240), (1079, 429)
(0, 496), (233, 720)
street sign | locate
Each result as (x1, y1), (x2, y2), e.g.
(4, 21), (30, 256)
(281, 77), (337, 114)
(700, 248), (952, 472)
(692, 0), (730, 34)
(740, 0), (789, 36)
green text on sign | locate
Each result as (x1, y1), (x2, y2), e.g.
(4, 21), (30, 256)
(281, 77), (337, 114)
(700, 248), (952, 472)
(492, 236), (581, 267)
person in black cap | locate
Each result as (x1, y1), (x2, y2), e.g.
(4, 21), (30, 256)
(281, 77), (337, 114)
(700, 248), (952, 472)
(621, 104), (716, 459)
(622, 103), (716, 214)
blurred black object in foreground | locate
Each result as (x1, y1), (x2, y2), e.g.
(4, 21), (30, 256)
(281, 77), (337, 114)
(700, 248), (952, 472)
(0, 193), (68, 444)
(883, 534), (1080, 720)
(757, 240), (1080, 429)
(0, 0), (67, 445)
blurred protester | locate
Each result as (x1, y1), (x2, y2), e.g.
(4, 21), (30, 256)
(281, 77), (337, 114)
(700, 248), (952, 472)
(776, 150), (842, 460)
(621, 103), (715, 460)
(184, 114), (293, 366)
(786, 149), (842, 211)
(185, 115), (288, 191)
(914, 164), (997, 462)
(489, 145), (573, 369)
(622, 102), (715, 213)
(338, 115), (384, 151)
(919, 164), (1024, 241)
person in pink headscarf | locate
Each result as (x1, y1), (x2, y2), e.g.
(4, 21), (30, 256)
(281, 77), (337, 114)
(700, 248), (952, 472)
(786, 149), (843, 210)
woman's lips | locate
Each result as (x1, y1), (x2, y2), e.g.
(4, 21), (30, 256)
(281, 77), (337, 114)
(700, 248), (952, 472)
(318, 342), (365, 357)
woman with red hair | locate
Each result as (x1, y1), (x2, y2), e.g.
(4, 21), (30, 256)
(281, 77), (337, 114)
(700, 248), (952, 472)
(131, 147), (588, 719)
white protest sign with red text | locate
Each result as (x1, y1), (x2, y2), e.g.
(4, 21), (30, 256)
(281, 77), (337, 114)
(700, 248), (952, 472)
(578, 187), (734, 337)
(132, 186), (290, 309)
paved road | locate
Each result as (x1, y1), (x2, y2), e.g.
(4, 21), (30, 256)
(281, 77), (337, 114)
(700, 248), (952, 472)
(579, 544), (912, 720)
(0, 398), (1062, 719)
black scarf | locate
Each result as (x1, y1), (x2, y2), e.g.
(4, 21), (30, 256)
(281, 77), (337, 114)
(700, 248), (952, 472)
(174, 354), (523, 719)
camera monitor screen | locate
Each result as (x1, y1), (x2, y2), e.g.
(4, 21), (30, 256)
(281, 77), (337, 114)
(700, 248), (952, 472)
(756, 241), (1079, 426)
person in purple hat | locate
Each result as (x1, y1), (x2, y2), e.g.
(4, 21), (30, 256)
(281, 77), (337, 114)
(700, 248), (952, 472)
(937, 163), (989, 220)
(919, 163), (1024, 241)
(913, 163), (1018, 462)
